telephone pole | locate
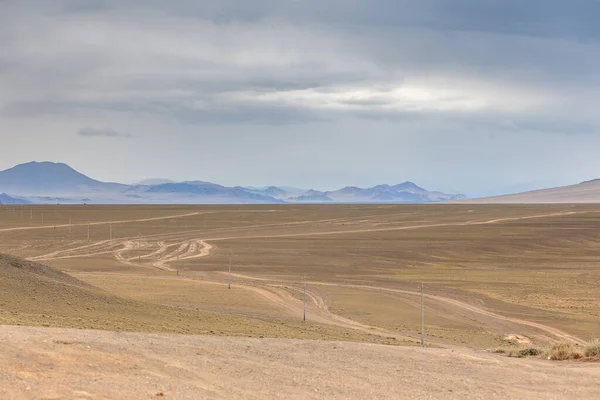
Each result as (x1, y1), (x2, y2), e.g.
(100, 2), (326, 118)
(303, 274), (307, 322)
(228, 251), (232, 289)
(421, 282), (425, 346)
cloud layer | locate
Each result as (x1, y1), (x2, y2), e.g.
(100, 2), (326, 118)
(77, 127), (133, 138)
(0, 1), (599, 195)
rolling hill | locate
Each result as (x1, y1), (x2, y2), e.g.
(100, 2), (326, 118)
(465, 180), (600, 203)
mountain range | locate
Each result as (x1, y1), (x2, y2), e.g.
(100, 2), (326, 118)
(0, 162), (466, 205)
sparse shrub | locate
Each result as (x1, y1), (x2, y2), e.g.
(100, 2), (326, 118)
(492, 347), (541, 358)
(548, 342), (583, 361)
(507, 350), (525, 358)
(519, 348), (541, 357)
(584, 339), (600, 358)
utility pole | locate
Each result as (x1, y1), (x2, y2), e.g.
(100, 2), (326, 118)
(421, 282), (425, 346)
(228, 251), (232, 289)
(138, 233), (141, 262)
(303, 274), (307, 322)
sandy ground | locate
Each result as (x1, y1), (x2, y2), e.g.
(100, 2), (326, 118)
(1, 325), (599, 400)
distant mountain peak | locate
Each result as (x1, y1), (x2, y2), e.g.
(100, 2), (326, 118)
(136, 178), (176, 186)
(0, 193), (31, 204)
(12, 161), (75, 171)
(0, 161), (123, 196)
(393, 181), (424, 191)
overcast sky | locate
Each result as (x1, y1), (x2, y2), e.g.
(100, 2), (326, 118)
(1, 1), (599, 197)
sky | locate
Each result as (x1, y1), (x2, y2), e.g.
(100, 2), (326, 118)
(1, 0), (599, 197)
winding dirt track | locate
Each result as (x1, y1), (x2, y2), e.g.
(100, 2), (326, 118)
(0, 211), (203, 233)
(24, 209), (586, 346)
(28, 210), (579, 266)
(222, 271), (585, 345)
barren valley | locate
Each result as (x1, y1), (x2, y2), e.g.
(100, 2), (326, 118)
(1, 204), (600, 398)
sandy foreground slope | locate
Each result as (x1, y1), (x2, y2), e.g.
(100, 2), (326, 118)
(1, 326), (599, 400)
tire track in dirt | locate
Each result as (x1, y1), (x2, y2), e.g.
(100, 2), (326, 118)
(26, 210), (577, 264)
(0, 211), (204, 233)
(29, 240), (113, 261)
(283, 284), (414, 342)
(202, 211), (579, 242)
(151, 240), (214, 271)
(23, 209), (585, 345)
(224, 271), (585, 345)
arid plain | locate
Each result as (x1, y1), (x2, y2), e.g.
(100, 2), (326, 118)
(2, 204), (600, 398)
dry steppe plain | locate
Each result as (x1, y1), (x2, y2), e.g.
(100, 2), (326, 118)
(1, 204), (600, 398)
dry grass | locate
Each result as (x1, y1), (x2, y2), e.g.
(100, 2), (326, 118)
(548, 342), (584, 361)
(584, 339), (600, 358)
(491, 347), (542, 358)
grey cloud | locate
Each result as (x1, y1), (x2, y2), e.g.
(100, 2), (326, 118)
(57, 0), (600, 40)
(77, 127), (134, 138)
(3, 97), (328, 126)
(0, 0), (598, 132)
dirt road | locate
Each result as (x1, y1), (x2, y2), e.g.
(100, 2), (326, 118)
(0, 211), (203, 233)
(220, 271), (586, 346)
(25, 209), (587, 347)
(28, 209), (580, 268)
